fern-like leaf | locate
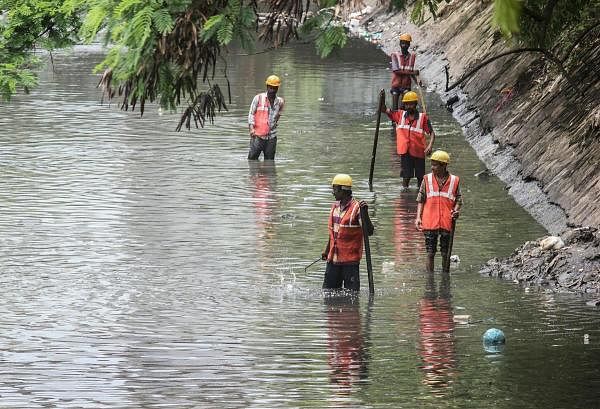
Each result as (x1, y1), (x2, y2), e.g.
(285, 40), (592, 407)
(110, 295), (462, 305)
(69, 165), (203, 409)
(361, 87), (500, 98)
(130, 6), (153, 45)
(114, 0), (143, 18)
(316, 25), (347, 58)
(202, 14), (224, 41)
(80, 4), (108, 43)
(153, 8), (174, 34)
(217, 18), (234, 44)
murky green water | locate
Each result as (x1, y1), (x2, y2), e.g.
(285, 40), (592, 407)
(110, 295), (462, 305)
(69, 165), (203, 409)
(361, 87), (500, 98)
(0, 41), (598, 408)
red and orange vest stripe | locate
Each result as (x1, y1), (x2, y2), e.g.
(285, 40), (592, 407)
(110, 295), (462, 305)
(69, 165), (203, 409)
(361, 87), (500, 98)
(395, 110), (428, 158)
(253, 93), (270, 137)
(422, 173), (459, 232)
(327, 199), (363, 264)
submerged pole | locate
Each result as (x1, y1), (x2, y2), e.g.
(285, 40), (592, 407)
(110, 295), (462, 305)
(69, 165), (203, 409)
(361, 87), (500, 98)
(368, 89), (386, 191)
(444, 218), (457, 273)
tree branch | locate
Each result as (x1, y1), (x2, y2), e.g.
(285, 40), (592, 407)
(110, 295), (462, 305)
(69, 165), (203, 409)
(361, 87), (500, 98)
(445, 47), (583, 96)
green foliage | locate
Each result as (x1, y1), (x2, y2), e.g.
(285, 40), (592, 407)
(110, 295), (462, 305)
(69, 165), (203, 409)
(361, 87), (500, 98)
(200, 0), (256, 47)
(493, 0), (521, 37)
(315, 25), (347, 58)
(1, 0), (597, 131)
(0, 59), (38, 100)
(0, 0), (82, 99)
(152, 8), (173, 34)
(519, 0), (599, 48)
(298, 4), (348, 58)
(79, 4), (108, 42)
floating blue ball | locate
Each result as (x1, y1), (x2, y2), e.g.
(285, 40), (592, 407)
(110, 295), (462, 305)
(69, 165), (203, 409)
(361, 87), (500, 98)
(483, 328), (506, 345)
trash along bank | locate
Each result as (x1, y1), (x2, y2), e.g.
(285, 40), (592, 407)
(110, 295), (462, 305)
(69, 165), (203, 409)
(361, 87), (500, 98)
(345, 0), (600, 297)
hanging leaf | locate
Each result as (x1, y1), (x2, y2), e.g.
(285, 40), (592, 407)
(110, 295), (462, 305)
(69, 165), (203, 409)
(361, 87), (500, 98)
(493, 0), (522, 36)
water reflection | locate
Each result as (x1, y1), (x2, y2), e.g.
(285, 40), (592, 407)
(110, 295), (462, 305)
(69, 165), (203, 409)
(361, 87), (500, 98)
(393, 192), (423, 266)
(418, 271), (457, 395)
(248, 160), (278, 270)
(324, 293), (370, 399)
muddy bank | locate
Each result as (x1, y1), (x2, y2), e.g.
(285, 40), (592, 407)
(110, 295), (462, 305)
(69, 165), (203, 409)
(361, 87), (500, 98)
(480, 227), (600, 302)
(349, 0), (599, 234)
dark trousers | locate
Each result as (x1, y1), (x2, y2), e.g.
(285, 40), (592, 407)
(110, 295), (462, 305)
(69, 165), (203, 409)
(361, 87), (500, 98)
(248, 136), (277, 160)
(424, 229), (451, 255)
(323, 262), (360, 291)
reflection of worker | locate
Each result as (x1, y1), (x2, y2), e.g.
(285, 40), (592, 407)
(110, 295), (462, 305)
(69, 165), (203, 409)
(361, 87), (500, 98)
(383, 91), (435, 190)
(390, 33), (421, 111)
(415, 151), (462, 273)
(418, 270), (456, 394)
(393, 192), (424, 266)
(248, 75), (285, 160)
(248, 161), (277, 231)
(325, 294), (367, 392)
(248, 161), (278, 271)
(322, 174), (374, 291)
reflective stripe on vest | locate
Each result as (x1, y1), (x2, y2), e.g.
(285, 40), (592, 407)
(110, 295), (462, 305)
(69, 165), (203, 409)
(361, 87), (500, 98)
(395, 111), (427, 158)
(327, 199), (363, 264)
(391, 52), (416, 71)
(254, 93), (270, 137)
(421, 173), (459, 232)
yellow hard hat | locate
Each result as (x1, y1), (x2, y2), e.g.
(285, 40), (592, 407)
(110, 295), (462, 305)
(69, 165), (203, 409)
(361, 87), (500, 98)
(399, 33), (412, 42)
(430, 150), (450, 164)
(265, 75), (281, 87)
(332, 174), (352, 188)
(402, 91), (418, 103)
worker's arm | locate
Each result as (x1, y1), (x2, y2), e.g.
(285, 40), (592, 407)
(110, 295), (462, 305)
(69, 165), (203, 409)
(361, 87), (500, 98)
(382, 104), (398, 121)
(358, 201), (374, 236)
(452, 183), (463, 219)
(415, 202), (424, 231)
(247, 95), (259, 136)
(273, 97), (284, 127)
(394, 68), (419, 76)
(415, 181), (426, 230)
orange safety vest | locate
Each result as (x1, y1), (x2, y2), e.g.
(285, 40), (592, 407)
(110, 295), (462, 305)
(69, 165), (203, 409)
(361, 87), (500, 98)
(391, 52), (416, 71)
(421, 173), (459, 232)
(327, 199), (363, 264)
(395, 110), (427, 158)
(391, 52), (416, 89)
(253, 93), (270, 137)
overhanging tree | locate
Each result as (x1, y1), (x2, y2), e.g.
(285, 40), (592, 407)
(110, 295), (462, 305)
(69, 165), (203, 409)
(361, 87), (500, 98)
(1, 0), (598, 129)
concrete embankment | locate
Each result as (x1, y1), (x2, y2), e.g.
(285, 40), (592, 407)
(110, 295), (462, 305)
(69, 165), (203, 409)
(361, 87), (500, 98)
(348, 0), (600, 297)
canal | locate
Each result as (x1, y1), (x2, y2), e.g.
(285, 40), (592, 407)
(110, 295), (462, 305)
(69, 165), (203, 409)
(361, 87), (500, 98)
(0, 41), (598, 408)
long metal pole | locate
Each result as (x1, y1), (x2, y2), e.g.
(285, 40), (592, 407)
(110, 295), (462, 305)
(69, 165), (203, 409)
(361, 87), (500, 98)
(368, 89), (385, 191)
(360, 206), (374, 294)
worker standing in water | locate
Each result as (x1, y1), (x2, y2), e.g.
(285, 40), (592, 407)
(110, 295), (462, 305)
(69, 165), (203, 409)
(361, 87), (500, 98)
(390, 33), (421, 111)
(415, 151), (462, 273)
(383, 91), (435, 191)
(322, 174), (374, 291)
(247, 75), (285, 160)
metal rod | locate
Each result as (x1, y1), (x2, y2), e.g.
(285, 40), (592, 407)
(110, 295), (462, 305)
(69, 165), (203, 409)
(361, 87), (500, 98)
(304, 257), (322, 273)
(413, 75), (427, 115)
(360, 206), (374, 294)
(368, 89), (385, 191)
